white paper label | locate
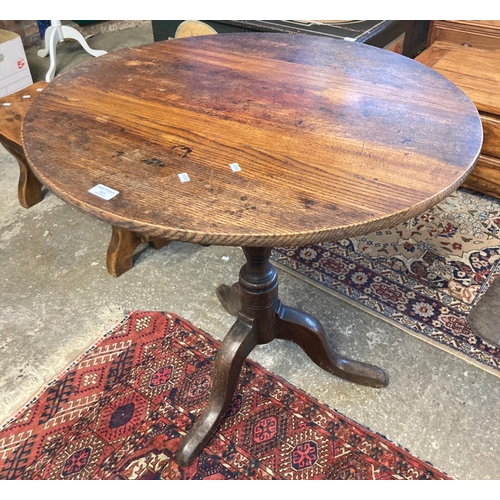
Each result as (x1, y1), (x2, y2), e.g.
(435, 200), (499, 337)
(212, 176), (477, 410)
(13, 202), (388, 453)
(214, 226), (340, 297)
(178, 173), (190, 182)
(88, 184), (119, 200)
(229, 163), (241, 172)
(2, 103), (11, 106)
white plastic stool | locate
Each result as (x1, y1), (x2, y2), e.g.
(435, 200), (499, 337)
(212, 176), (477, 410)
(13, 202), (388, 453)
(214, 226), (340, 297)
(37, 20), (107, 82)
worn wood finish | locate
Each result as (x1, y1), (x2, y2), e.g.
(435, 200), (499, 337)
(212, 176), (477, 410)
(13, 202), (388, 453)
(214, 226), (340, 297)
(0, 82), (48, 154)
(0, 82), (48, 208)
(0, 81), (167, 275)
(428, 20), (500, 50)
(177, 247), (388, 466)
(106, 225), (170, 277)
(416, 42), (500, 198)
(23, 33), (482, 248)
(416, 42), (500, 116)
(21, 34), (482, 466)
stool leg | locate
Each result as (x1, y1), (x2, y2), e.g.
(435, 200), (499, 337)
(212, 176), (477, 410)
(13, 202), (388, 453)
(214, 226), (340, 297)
(106, 226), (143, 278)
(148, 237), (169, 250)
(4, 145), (43, 208)
(107, 227), (171, 277)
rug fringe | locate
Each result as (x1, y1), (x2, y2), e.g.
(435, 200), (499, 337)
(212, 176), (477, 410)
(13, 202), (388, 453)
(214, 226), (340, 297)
(0, 304), (129, 428)
(273, 261), (500, 380)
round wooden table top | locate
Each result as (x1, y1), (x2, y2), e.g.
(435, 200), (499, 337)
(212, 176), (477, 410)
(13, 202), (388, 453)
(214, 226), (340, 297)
(23, 33), (483, 247)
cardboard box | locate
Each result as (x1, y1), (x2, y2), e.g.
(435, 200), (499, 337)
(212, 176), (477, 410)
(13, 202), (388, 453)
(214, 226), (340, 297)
(0, 29), (33, 98)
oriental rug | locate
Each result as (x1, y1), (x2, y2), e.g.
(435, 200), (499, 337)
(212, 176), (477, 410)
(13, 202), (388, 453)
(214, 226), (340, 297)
(0, 311), (449, 480)
(272, 188), (500, 376)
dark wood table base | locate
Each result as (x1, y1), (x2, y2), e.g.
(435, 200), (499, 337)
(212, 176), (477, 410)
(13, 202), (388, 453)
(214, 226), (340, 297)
(176, 246), (388, 466)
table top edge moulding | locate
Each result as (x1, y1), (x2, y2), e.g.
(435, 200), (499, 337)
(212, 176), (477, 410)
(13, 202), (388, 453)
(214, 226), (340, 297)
(23, 33), (483, 248)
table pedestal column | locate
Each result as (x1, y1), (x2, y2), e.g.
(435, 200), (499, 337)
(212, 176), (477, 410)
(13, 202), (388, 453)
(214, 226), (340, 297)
(176, 246), (388, 466)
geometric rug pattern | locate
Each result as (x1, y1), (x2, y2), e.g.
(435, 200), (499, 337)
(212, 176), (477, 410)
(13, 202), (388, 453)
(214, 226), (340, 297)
(0, 312), (450, 479)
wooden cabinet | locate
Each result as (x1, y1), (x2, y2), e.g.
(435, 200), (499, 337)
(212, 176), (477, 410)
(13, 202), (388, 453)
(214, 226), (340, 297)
(428, 20), (500, 50)
(416, 41), (500, 198)
(463, 155), (500, 198)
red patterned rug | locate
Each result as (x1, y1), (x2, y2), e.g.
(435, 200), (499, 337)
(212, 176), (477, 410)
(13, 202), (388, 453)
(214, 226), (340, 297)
(272, 188), (500, 377)
(0, 311), (450, 480)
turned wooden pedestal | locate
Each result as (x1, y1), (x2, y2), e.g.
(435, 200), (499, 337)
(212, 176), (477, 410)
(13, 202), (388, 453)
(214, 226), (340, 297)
(176, 247), (388, 465)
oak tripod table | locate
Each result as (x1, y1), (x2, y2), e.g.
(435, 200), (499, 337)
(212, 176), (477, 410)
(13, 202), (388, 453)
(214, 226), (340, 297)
(23, 33), (482, 466)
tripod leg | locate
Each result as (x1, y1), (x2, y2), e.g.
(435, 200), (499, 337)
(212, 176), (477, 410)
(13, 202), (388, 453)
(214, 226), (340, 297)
(176, 318), (256, 466)
(275, 304), (388, 388)
(216, 282), (240, 316)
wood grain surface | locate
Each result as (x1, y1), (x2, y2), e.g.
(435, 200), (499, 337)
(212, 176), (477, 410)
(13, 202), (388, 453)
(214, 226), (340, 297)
(23, 33), (482, 247)
(0, 82), (48, 208)
(1, 81), (48, 154)
(416, 42), (500, 116)
(462, 154), (500, 198)
(481, 114), (500, 158)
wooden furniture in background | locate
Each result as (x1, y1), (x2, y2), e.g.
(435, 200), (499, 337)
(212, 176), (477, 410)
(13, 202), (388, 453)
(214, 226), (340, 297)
(106, 226), (168, 277)
(416, 41), (500, 198)
(0, 81), (46, 208)
(152, 20), (431, 58)
(428, 21), (500, 50)
(22, 34), (482, 465)
(0, 83), (167, 277)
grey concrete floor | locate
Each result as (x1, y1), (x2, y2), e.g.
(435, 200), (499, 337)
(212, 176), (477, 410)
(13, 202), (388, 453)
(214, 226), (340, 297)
(1, 21), (499, 480)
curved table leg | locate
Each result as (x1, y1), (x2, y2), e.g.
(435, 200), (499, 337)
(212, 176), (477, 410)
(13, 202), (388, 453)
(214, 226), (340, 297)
(60, 25), (107, 58)
(37, 25), (54, 58)
(44, 25), (61, 83)
(275, 304), (388, 388)
(215, 282), (240, 316)
(176, 246), (387, 466)
(4, 145), (44, 209)
(176, 318), (257, 466)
